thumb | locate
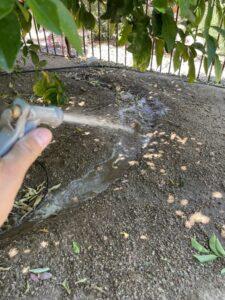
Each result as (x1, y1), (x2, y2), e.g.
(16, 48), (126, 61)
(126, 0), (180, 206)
(2, 128), (52, 180)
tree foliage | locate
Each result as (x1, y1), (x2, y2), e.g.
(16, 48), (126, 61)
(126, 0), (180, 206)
(0, 0), (225, 83)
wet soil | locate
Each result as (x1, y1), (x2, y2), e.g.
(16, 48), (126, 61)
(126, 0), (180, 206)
(1, 66), (225, 299)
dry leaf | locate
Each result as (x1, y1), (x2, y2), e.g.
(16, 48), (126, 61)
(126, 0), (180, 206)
(167, 194), (175, 204)
(185, 212), (210, 229)
(120, 231), (129, 239)
(78, 101), (85, 107)
(0, 266), (11, 271)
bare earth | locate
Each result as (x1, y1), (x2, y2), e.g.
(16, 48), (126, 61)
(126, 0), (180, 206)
(1, 65), (225, 299)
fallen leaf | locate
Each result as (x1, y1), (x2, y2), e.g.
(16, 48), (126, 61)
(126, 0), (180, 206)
(193, 254), (217, 263)
(0, 266), (11, 271)
(72, 241), (80, 255)
(78, 101), (85, 107)
(185, 212), (210, 229)
(8, 248), (18, 258)
(91, 284), (106, 294)
(62, 279), (71, 295)
(167, 194), (175, 204)
(191, 238), (210, 254)
(120, 231), (129, 239)
(30, 273), (39, 282)
(39, 272), (52, 280)
(24, 281), (30, 294)
(29, 267), (50, 274)
(175, 210), (184, 217)
(75, 278), (88, 285)
(181, 166), (187, 171)
(212, 191), (223, 199)
(180, 199), (188, 206)
(48, 183), (61, 193)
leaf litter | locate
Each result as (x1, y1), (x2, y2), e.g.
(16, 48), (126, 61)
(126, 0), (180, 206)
(192, 234), (225, 274)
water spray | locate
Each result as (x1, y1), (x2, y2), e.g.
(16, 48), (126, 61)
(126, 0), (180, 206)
(0, 98), (133, 157)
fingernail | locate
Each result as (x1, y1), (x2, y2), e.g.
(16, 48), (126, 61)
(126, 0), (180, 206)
(33, 128), (52, 149)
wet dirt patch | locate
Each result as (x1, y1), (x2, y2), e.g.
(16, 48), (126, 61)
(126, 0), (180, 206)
(0, 68), (168, 235)
(1, 66), (225, 299)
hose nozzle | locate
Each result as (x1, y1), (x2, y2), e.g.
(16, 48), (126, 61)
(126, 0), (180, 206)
(0, 98), (64, 157)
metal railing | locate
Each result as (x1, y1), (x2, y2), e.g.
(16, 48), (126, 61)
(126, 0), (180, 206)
(25, 1), (225, 84)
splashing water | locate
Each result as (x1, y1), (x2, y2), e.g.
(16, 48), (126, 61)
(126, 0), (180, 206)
(63, 112), (134, 133)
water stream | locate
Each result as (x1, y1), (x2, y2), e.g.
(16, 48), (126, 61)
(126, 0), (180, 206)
(63, 112), (134, 134)
(31, 97), (168, 220)
(0, 95), (169, 240)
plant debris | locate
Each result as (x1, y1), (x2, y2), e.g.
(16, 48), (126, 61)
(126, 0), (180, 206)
(14, 182), (46, 220)
(30, 267), (50, 274)
(72, 241), (80, 255)
(61, 279), (71, 295)
(0, 267), (11, 271)
(192, 234), (225, 273)
(75, 278), (88, 285)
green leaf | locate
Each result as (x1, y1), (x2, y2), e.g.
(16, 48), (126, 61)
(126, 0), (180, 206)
(178, 0), (195, 22)
(161, 8), (177, 52)
(204, 0), (213, 36)
(189, 46), (197, 58)
(0, 12), (20, 72)
(26, 0), (61, 34)
(72, 241), (80, 254)
(177, 28), (186, 44)
(191, 238), (210, 254)
(118, 22), (132, 46)
(16, 1), (30, 22)
(155, 38), (164, 67)
(214, 55), (222, 84)
(195, 0), (205, 25)
(173, 47), (181, 72)
(215, 0), (223, 20)
(30, 267), (50, 274)
(30, 50), (40, 66)
(27, 0), (82, 54)
(188, 55), (195, 83)
(211, 233), (225, 256)
(192, 42), (205, 53)
(152, 0), (168, 13)
(39, 60), (47, 68)
(211, 26), (225, 39)
(209, 234), (221, 256)
(61, 279), (71, 295)
(0, 0), (15, 20)
(152, 9), (162, 37)
(133, 37), (152, 71)
(221, 268), (225, 275)
(203, 56), (208, 75)
(76, 4), (95, 30)
(56, 0), (82, 54)
(18, 9), (32, 37)
(75, 278), (88, 285)
(22, 46), (28, 58)
(206, 35), (217, 66)
(71, 0), (80, 15)
(194, 254), (218, 263)
(29, 44), (40, 52)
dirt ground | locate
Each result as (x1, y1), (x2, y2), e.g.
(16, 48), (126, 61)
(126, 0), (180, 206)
(1, 65), (225, 299)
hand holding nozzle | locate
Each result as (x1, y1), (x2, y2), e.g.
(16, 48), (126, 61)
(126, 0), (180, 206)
(0, 98), (64, 157)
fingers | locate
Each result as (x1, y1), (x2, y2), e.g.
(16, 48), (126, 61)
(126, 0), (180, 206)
(2, 128), (52, 181)
(0, 128), (52, 227)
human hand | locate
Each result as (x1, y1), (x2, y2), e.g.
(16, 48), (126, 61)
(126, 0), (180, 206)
(0, 128), (52, 227)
